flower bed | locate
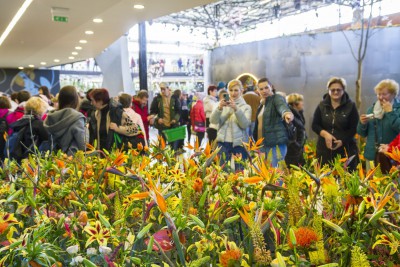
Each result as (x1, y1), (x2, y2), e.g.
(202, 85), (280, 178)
(0, 138), (399, 266)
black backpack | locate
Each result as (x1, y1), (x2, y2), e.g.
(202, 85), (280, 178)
(0, 111), (10, 160)
(4, 126), (30, 161)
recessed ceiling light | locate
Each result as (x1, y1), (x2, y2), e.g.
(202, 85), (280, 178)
(75, 46), (82, 50)
(79, 40), (87, 44)
(40, 62), (46, 65)
(71, 51), (78, 55)
(133, 4), (145, 9)
(85, 30), (94, 35)
(18, 66), (24, 70)
(0, 0), (33, 46)
(28, 64), (34, 68)
(69, 56), (75, 59)
(93, 18), (103, 23)
(54, 59), (60, 62)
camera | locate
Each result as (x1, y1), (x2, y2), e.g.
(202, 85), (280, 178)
(223, 93), (230, 102)
(365, 114), (374, 119)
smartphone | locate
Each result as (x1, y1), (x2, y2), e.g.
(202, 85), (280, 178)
(223, 94), (230, 102)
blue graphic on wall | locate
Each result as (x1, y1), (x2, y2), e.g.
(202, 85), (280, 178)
(0, 68), (60, 96)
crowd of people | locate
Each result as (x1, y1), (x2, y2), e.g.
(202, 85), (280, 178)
(0, 77), (399, 172)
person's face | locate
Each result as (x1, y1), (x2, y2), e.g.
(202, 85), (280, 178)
(295, 100), (304, 111)
(258, 81), (273, 99)
(161, 87), (170, 97)
(328, 82), (344, 102)
(139, 97), (148, 106)
(377, 87), (395, 104)
(38, 89), (43, 94)
(228, 85), (242, 100)
(211, 89), (218, 97)
(91, 99), (104, 110)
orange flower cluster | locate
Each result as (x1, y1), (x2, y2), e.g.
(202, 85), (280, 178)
(219, 248), (242, 267)
(192, 178), (203, 192)
(289, 227), (319, 249)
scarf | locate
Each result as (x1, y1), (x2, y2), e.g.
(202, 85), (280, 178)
(373, 101), (388, 120)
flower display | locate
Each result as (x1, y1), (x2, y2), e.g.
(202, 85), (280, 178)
(0, 138), (398, 266)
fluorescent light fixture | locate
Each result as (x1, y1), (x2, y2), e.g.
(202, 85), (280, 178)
(18, 66), (24, 70)
(75, 46), (82, 50)
(71, 51), (78, 55)
(40, 62), (46, 65)
(85, 30), (94, 35)
(93, 18), (103, 23)
(69, 56), (75, 59)
(79, 40), (87, 44)
(0, 0), (33, 46)
(28, 64), (34, 68)
(133, 4), (145, 9)
(54, 59), (60, 62)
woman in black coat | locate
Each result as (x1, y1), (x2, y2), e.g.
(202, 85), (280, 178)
(285, 93), (306, 167)
(312, 77), (359, 171)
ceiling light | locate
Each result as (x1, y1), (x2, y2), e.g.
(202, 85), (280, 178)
(71, 51), (78, 55)
(54, 59), (60, 62)
(28, 64), (34, 68)
(0, 0), (33, 46)
(79, 40), (87, 44)
(69, 56), (75, 59)
(85, 30), (94, 35)
(40, 62), (46, 65)
(18, 66), (24, 70)
(93, 18), (103, 23)
(75, 46), (82, 50)
(133, 4), (145, 9)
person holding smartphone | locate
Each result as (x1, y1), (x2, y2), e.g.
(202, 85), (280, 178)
(210, 79), (251, 171)
(357, 79), (400, 173)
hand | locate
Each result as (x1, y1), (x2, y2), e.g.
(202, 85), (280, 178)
(321, 131), (336, 150)
(109, 122), (118, 131)
(171, 120), (176, 125)
(332, 140), (343, 150)
(227, 100), (237, 111)
(158, 118), (164, 125)
(382, 99), (393, 112)
(284, 112), (294, 123)
(378, 144), (389, 153)
(218, 99), (229, 110)
(359, 114), (370, 125)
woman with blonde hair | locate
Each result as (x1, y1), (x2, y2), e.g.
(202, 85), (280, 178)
(210, 79), (251, 171)
(312, 77), (359, 171)
(285, 93), (306, 167)
(8, 97), (49, 160)
(357, 79), (400, 173)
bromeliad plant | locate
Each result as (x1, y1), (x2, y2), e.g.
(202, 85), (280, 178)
(0, 138), (398, 266)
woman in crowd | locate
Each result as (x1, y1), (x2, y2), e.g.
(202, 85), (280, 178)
(190, 93), (206, 145)
(116, 93), (147, 148)
(44, 86), (86, 155)
(38, 86), (52, 106)
(8, 97), (49, 159)
(210, 79), (251, 170)
(132, 90), (150, 145)
(89, 88), (138, 151)
(285, 93), (306, 167)
(203, 85), (218, 144)
(357, 79), (400, 173)
(312, 77), (359, 171)
(253, 78), (293, 167)
(0, 96), (12, 160)
(7, 90), (31, 133)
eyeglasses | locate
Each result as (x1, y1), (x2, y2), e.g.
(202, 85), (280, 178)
(329, 88), (343, 93)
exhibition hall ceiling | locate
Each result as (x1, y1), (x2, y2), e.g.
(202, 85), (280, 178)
(0, 0), (216, 68)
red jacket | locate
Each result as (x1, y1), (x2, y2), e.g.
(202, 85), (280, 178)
(6, 106), (24, 134)
(388, 133), (400, 153)
(132, 98), (149, 140)
(190, 100), (206, 132)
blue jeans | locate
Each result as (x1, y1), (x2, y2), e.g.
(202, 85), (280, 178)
(217, 142), (248, 171)
(262, 144), (287, 167)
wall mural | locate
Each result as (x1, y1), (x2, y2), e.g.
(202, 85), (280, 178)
(0, 68), (60, 96)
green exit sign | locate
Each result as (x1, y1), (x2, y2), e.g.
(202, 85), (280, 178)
(53, 16), (68, 22)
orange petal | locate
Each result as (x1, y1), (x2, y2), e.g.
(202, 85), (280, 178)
(243, 176), (263, 184)
(127, 192), (150, 200)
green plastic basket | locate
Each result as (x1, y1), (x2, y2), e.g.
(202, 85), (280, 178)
(163, 125), (186, 142)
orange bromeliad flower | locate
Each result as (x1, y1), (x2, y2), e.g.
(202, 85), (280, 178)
(192, 178), (203, 192)
(242, 137), (264, 152)
(288, 227), (319, 249)
(386, 147), (400, 163)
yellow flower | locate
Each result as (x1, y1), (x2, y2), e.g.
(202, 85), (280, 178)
(83, 221), (111, 247)
(350, 246), (371, 267)
(373, 233), (400, 255)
